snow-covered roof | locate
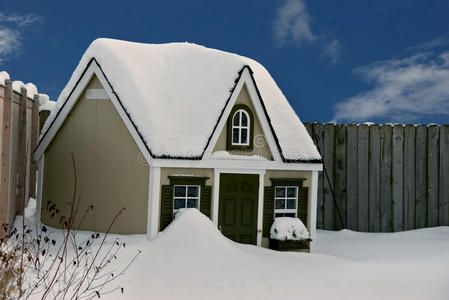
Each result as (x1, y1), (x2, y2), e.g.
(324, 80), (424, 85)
(41, 39), (321, 162)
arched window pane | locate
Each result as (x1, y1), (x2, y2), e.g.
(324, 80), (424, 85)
(241, 129), (248, 144)
(233, 112), (240, 126)
(241, 112), (248, 126)
(232, 128), (239, 143)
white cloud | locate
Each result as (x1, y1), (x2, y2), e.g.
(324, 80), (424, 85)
(273, 0), (340, 64)
(273, 0), (314, 46)
(333, 51), (449, 122)
(0, 12), (41, 63)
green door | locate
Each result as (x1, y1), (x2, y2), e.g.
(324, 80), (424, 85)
(219, 173), (259, 245)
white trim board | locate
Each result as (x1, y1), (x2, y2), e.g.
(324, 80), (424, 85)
(152, 158), (322, 171)
(308, 170), (319, 252)
(147, 166), (161, 239)
(85, 88), (109, 100)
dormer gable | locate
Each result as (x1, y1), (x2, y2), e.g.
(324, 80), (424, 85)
(212, 84), (274, 160)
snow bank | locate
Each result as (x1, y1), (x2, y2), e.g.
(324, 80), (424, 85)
(270, 217), (310, 240)
(13, 198), (449, 300)
(156, 208), (235, 254)
(40, 39), (321, 161)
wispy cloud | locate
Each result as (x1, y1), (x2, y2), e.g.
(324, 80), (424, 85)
(0, 12), (42, 63)
(273, 0), (340, 64)
(333, 50), (449, 122)
(406, 35), (449, 52)
(321, 38), (340, 65)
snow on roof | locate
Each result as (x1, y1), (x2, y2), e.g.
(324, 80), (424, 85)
(41, 38), (321, 162)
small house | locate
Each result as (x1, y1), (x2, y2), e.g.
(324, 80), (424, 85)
(34, 39), (322, 248)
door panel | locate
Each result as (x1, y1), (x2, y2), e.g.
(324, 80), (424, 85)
(223, 198), (236, 226)
(219, 174), (259, 245)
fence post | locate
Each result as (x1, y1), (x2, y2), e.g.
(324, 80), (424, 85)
(15, 87), (28, 216)
(0, 80), (12, 228)
(29, 94), (39, 198)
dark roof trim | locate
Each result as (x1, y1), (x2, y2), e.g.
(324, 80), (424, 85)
(37, 59), (321, 164)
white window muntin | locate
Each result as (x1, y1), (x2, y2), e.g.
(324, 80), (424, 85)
(232, 109), (250, 146)
(173, 185), (201, 214)
(274, 186), (298, 218)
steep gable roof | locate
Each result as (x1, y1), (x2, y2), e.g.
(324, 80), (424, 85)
(39, 38), (321, 162)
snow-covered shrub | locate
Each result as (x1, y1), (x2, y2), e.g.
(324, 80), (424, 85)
(270, 217), (310, 241)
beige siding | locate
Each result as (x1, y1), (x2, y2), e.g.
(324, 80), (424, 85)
(42, 75), (149, 234)
(213, 84), (273, 160)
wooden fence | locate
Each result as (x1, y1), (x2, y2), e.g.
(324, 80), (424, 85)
(304, 122), (449, 232)
(0, 80), (40, 228)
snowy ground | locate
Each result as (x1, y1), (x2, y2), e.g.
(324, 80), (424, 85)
(16, 201), (449, 300)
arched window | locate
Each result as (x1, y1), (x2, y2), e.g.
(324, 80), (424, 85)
(232, 109), (250, 146)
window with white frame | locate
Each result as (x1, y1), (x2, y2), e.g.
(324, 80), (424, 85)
(232, 109), (250, 146)
(173, 185), (200, 214)
(274, 186), (298, 217)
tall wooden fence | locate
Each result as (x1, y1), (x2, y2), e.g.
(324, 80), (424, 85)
(0, 80), (40, 228)
(304, 122), (449, 232)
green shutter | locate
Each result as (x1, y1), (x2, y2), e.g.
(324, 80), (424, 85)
(298, 187), (309, 227)
(200, 185), (212, 219)
(263, 187), (275, 237)
(160, 185), (174, 231)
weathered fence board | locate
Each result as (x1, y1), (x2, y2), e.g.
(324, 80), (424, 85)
(323, 124), (335, 230)
(380, 125), (392, 232)
(369, 125), (381, 232)
(306, 122), (449, 232)
(357, 125), (369, 232)
(15, 88), (28, 215)
(427, 125), (439, 227)
(334, 124), (347, 229)
(415, 125), (427, 229)
(440, 125), (449, 226)
(29, 95), (39, 198)
(313, 123), (324, 230)
(0, 80), (12, 228)
(392, 125), (404, 231)
(404, 125), (416, 230)
(346, 125), (358, 230)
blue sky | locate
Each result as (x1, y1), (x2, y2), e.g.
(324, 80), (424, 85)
(1, 0), (449, 124)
